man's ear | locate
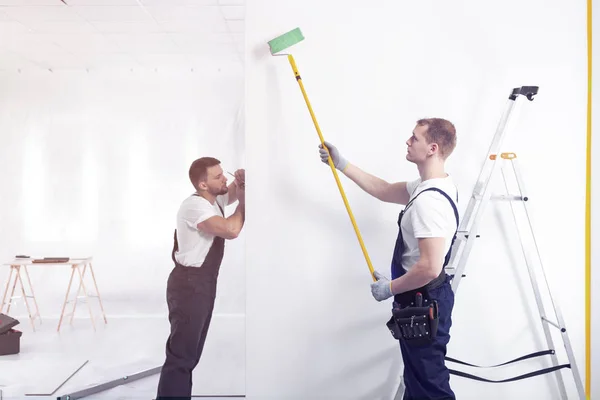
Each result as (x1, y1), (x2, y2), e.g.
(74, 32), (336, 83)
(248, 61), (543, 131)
(428, 142), (439, 156)
(197, 181), (208, 191)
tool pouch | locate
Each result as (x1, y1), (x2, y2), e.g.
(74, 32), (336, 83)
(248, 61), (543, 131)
(386, 292), (439, 346)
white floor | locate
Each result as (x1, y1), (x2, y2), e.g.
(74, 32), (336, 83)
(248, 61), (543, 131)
(0, 304), (245, 400)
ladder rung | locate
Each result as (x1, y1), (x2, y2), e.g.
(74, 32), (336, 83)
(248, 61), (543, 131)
(65, 299), (89, 304)
(472, 194), (528, 202)
(7, 295), (35, 301)
(491, 195), (528, 201)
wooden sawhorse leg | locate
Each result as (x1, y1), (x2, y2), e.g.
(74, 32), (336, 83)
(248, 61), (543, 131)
(22, 265), (42, 326)
(57, 264), (77, 332)
(0, 266), (15, 313)
(69, 261), (108, 327)
(58, 261), (108, 332)
(88, 262), (107, 324)
(0, 265), (41, 331)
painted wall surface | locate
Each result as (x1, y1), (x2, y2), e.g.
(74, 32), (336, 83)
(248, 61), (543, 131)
(245, 1), (587, 399)
(0, 66), (246, 394)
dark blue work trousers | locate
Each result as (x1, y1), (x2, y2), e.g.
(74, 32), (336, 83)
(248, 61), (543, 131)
(397, 274), (456, 400)
(391, 187), (458, 399)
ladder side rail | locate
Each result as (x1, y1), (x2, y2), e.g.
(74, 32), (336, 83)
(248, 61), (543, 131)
(450, 91), (530, 293)
(500, 160), (569, 400)
(509, 158), (586, 400)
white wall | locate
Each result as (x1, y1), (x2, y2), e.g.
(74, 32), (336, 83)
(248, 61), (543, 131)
(0, 64), (245, 314)
(0, 66), (246, 394)
(245, 1), (587, 399)
(0, 65), (245, 316)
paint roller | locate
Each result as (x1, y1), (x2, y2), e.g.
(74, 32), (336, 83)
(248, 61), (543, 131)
(267, 28), (376, 282)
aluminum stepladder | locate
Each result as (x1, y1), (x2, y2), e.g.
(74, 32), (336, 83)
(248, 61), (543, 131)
(437, 86), (584, 400)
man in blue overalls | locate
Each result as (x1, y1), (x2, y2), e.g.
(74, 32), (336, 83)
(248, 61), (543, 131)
(319, 118), (459, 400)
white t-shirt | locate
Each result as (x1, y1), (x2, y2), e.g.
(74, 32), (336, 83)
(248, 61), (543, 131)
(400, 175), (459, 273)
(174, 192), (229, 267)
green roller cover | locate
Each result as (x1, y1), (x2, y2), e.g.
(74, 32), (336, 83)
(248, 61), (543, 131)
(268, 27), (305, 54)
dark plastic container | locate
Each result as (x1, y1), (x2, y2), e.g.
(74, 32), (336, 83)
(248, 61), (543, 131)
(0, 313), (22, 356)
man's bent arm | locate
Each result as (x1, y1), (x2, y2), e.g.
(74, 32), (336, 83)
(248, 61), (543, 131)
(390, 237), (445, 294)
(227, 181), (238, 205)
(343, 163), (410, 205)
(197, 203), (245, 240)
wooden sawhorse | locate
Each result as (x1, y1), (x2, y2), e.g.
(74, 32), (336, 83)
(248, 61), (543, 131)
(0, 263), (42, 331)
(57, 257), (108, 332)
(1, 257), (108, 332)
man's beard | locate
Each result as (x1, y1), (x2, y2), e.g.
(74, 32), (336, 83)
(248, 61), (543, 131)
(211, 186), (228, 196)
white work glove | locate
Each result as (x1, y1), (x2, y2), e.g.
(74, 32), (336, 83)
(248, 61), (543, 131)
(318, 141), (349, 171)
(370, 271), (393, 302)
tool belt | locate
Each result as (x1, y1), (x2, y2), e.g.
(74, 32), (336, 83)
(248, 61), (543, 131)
(386, 271), (445, 346)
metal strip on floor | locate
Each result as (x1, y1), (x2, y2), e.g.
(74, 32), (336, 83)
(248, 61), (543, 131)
(56, 366), (162, 400)
(55, 365), (246, 400)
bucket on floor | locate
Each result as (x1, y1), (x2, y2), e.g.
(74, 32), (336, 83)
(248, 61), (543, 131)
(0, 313), (22, 356)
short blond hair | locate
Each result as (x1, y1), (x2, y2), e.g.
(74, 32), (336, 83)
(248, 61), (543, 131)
(417, 118), (457, 159)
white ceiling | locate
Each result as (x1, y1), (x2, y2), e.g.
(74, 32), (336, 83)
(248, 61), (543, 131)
(0, 0), (245, 71)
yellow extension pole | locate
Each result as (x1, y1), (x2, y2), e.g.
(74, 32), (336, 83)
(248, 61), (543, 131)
(286, 54), (376, 281)
(585, 0), (592, 396)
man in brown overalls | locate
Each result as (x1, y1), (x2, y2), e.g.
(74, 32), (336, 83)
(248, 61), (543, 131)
(156, 157), (245, 399)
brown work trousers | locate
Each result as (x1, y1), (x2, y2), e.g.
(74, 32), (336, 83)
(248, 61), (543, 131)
(156, 224), (225, 399)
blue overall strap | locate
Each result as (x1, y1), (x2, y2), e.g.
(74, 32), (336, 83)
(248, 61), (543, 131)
(415, 187), (459, 267)
(408, 187), (459, 267)
(390, 186), (459, 280)
(406, 187), (458, 225)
